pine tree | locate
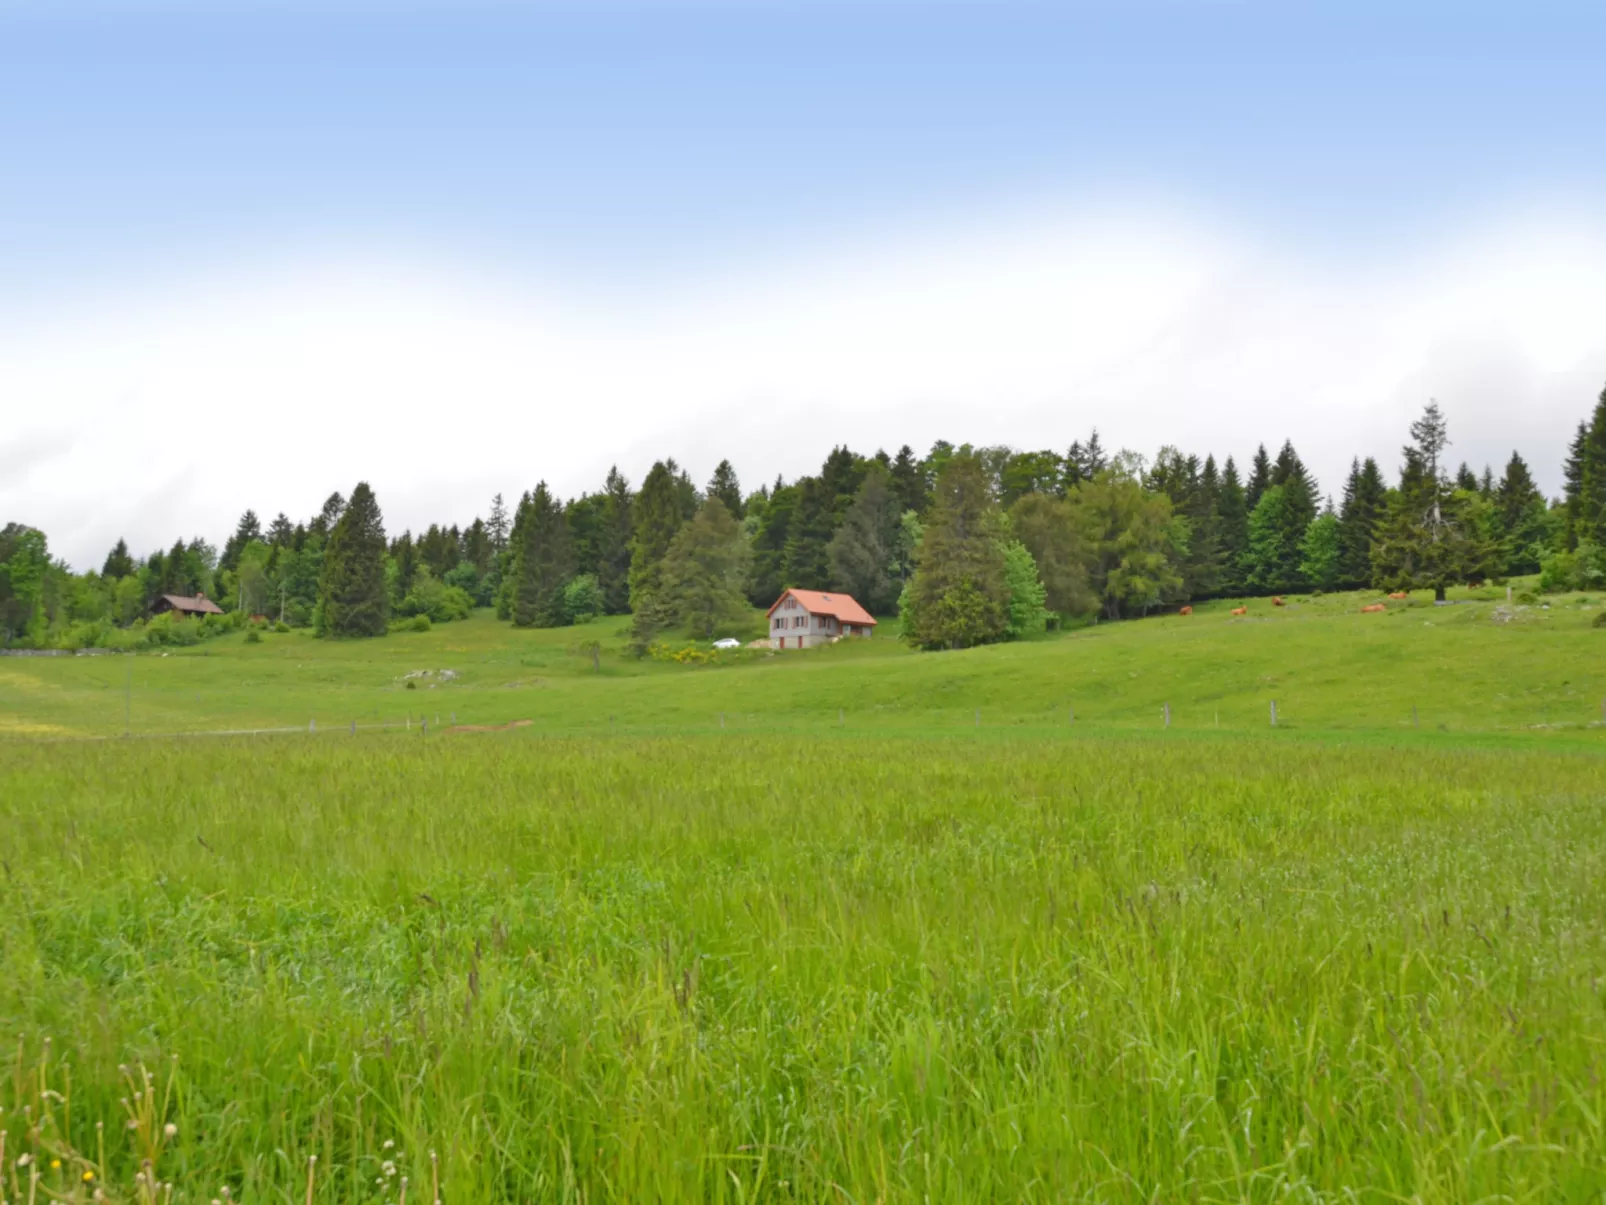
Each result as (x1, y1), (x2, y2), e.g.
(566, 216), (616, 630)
(1455, 463), (1480, 493)
(1336, 457), (1387, 588)
(899, 455), (1010, 649)
(827, 463), (903, 614)
(318, 483), (389, 636)
(511, 484), (572, 628)
(1493, 452), (1547, 574)
(1246, 444), (1272, 513)
(101, 539), (135, 581)
(1216, 457), (1249, 593)
(706, 460), (744, 519)
(629, 461), (689, 612)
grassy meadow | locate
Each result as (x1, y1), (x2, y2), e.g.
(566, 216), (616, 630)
(3, 586), (1606, 742)
(3, 589), (1606, 1201)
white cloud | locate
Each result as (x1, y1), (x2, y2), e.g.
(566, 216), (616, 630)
(4, 204), (1605, 569)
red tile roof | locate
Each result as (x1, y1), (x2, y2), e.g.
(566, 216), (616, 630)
(766, 588), (877, 626)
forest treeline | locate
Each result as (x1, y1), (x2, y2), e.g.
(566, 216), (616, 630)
(4, 387), (1606, 652)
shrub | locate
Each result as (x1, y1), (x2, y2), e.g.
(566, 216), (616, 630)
(563, 574), (603, 624)
(274, 621), (290, 634)
(244, 628), (263, 644)
(1515, 590), (1538, 605)
(1593, 611), (1606, 629)
(410, 614), (431, 633)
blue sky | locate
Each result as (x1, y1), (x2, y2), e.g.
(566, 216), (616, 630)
(5, 2), (1606, 566)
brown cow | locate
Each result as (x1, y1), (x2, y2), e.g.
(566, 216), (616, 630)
(1230, 606), (1247, 616)
(1388, 591), (1408, 600)
(1272, 596), (1286, 607)
(1360, 603), (1386, 613)
(1178, 605), (1193, 616)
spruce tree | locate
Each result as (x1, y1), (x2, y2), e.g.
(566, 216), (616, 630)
(318, 482), (389, 636)
(220, 510), (262, 572)
(747, 483), (797, 605)
(889, 445), (928, 515)
(267, 513), (296, 547)
(782, 476), (835, 589)
(1578, 385), (1606, 548)
(1216, 457), (1249, 593)
(511, 483), (572, 627)
(1246, 444), (1272, 513)
(101, 539), (135, 581)
(659, 498), (751, 638)
(1336, 457), (1386, 588)
(1494, 452), (1547, 574)
(487, 493), (511, 555)
(706, 460), (744, 519)
(899, 455), (1009, 650)
(1455, 463), (1480, 493)
(629, 461), (689, 611)
(1369, 402), (1474, 599)
(595, 468), (635, 615)
(1561, 420), (1588, 550)
(827, 463), (903, 614)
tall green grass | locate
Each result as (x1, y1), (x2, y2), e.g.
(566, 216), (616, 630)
(3, 732), (1603, 1201)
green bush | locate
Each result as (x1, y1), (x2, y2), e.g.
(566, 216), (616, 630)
(1539, 542), (1606, 594)
(1593, 611), (1606, 629)
(563, 574), (603, 624)
(244, 628), (263, 644)
(409, 614), (432, 633)
(274, 621), (290, 634)
(144, 612), (202, 647)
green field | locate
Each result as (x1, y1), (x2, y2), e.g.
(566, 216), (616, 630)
(3, 591), (1606, 1202)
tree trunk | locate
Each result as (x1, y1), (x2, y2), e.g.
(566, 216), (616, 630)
(1435, 583), (1446, 601)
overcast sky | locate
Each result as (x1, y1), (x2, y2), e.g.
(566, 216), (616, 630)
(4, 1), (1605, 570)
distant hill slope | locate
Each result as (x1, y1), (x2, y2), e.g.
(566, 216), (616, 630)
(2, 587), (1604, 742)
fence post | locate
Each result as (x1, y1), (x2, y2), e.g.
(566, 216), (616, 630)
(1413, 704), (1419, 728)
(838, 708), (844, 727)
(309, 718), (315, 734)
(350, 720), (355, 736)
(974, 709), (980, 728)
(1269, 700), (1277, 727)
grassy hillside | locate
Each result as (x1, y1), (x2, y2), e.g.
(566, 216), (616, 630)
(3, 585), (1604, 742)
(4, 589), (1606, 1200)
